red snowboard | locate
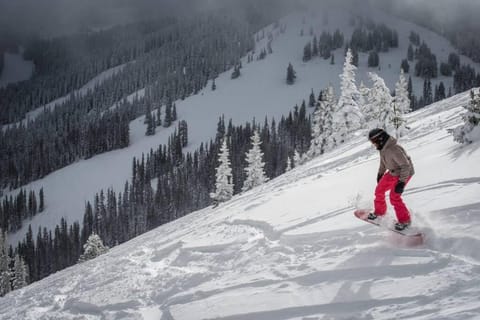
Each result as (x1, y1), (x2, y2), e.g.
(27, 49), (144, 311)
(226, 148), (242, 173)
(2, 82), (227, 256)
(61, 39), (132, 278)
(354, 209), (424, 246)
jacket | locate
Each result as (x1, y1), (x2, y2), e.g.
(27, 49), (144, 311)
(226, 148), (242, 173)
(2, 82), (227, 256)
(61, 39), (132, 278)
(378, 137), (414, 182)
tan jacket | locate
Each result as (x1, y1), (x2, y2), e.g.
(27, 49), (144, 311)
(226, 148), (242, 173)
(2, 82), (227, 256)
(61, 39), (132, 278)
(378, 137), (414, 182)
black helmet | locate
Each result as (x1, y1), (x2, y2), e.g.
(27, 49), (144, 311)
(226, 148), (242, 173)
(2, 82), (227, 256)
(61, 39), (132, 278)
(368, 128), (389, 150)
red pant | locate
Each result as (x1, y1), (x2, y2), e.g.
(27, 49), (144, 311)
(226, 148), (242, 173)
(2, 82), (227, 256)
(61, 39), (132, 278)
(374, 173), (411, 223)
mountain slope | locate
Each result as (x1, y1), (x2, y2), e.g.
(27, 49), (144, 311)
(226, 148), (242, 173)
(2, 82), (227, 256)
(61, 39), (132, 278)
(1, 91), (480, 319)
(7, 4), (480, 246)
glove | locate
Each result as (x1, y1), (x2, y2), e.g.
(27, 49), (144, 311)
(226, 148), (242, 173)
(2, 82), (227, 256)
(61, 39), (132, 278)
(395, 181), (405, 194)
(377, 174), (383, 183)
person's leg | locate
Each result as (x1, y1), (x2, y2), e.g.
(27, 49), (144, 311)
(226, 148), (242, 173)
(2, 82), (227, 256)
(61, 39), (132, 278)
(389, 177), (412, 223)
(374, 173), (396, 215)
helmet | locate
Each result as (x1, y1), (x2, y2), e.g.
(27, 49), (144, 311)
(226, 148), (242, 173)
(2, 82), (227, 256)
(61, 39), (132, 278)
(368, 128), (389, 150)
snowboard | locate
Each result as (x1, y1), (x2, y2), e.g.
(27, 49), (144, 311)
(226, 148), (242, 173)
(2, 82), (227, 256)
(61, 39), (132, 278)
(354, 209), (424, 245)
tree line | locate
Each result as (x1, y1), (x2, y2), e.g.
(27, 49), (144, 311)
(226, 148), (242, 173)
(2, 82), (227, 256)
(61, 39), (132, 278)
(0, 188), (45, 233)
(0, 13), (256, 190)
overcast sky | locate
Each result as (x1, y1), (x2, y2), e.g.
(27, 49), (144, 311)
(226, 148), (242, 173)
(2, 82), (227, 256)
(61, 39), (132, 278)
(0, 0), (478, 44)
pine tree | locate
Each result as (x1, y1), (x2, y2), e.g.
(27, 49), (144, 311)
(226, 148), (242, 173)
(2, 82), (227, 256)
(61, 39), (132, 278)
(145, 104), (155, 136)
(242, 131), (269, 192)
(78, 233), (109, 263)
(39, 188), (45, 212)
(320, 85), (337, 153)
(407, 76), (416, 110)
(210, 139), (234, 203)
(164, 100), (173, 128)
(172, 103), (177, 122)
(312, 36), (318, 57)
(453, 89), (480, 144)
(309, 89), (316, 107)
(286, 157), (293, 172)
(293, 149), (305, 167)
(231, 65), (241, 79)
(303, 42), (312, 62)
(423, 78), (433, 106)
(286, 63), (296, 85)
(365, 72), (393, 130)
(333, 49), (364, 145)
(156, 106), (162, 127)
(392, 68), (411, 137)
(407, 44), (414, 61)
(308, 86), (336, 158)
(178, 120), (188, 148)
(437, 81), (446, 101)
(12, 254), (28, 290)
(0, 229), (11, 296)
(308, 103), (325, 159)
(401, 59), (410, 73)
(358, 81), (370, 108)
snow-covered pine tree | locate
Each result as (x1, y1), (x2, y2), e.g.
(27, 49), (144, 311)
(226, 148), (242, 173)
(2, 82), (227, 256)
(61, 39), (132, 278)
(242, 131), (269, 192)
(78, 233), (109, 263)
(358, 81), (370, 109)
(12, 254), (28, 290)
(453, 89), (480, 144)
(319, 85), (337, 153)
(293, 149), (306, 167)
(307, 104), (324, 159)
(210, 139), (234, 203)
(308, 85), (336, 158)
(393, 68), (411, 137)
(0, 230), (11, 296)
(333, 48), (364, 145)
(286, 156), (293, 172)
(365, 72), (393, 130)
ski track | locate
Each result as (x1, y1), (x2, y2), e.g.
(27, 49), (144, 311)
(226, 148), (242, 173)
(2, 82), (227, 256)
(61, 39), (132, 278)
(2, 188), (479, 320)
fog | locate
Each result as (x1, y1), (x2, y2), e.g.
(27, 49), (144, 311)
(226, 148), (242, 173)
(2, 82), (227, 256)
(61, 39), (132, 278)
(371, 0), (480, 29)
(0, 0), (193, 41)
(0, 0), (478, 46)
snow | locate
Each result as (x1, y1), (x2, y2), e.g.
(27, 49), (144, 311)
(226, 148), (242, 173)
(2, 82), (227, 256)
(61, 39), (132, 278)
(1, 92), (480, 319)
(1, 4), (480, 318)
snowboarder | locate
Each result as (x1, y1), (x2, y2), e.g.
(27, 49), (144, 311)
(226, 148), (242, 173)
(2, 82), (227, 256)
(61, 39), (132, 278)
(367, 128), (415, 231)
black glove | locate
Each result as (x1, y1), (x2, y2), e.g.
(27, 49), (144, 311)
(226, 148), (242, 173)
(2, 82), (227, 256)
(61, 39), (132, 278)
(377, 174), (383, 183)
(395, 181), (405, 194)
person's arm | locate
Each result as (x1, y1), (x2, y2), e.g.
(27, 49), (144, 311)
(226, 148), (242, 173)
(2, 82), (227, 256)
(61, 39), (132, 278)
(392, 146), (411, 182)
(377, 158), (386, 182)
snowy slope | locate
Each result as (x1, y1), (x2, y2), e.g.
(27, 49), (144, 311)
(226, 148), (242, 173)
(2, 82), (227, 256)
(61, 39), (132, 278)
(6, 5), (480, 249)
(1, 90), (480, 319)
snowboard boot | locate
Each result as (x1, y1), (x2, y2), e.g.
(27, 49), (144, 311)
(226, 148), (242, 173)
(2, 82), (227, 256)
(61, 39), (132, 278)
(367, 212), (380, 221)
(394, 221), (411, 231)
